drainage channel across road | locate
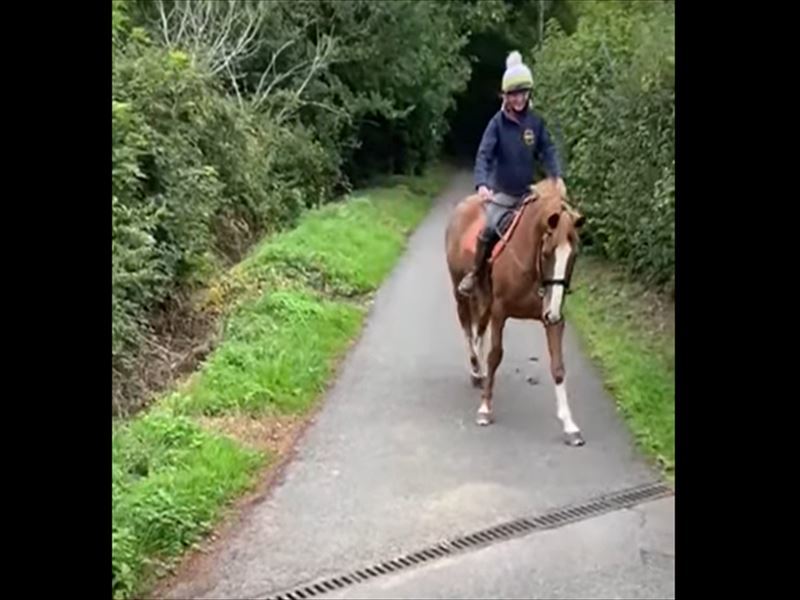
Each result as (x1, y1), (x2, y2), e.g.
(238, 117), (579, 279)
(264, 482), (673, 600)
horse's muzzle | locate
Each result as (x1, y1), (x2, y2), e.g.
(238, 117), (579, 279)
(543, 310), (564, 326)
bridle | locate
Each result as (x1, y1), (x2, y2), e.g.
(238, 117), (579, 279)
(536, 238), (573, 327)
(538, 276), (571, 297)
(503, 191), (579, 302)
(536, 206), (577, 300)
(537, 247), (572, 298)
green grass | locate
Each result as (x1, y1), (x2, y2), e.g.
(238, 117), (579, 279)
(244, 191), (428, 296)
(111, 166), (448, 599)
(174, 289), (365, 415)
(567, 255), (674, 479)
(112, 409), (263, 599)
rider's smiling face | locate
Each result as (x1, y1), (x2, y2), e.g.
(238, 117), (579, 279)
(506, 89), (529, 112)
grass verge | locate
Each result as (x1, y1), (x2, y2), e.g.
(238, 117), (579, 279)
(111, 166), (450, 599)
(567, 255), (675, 480)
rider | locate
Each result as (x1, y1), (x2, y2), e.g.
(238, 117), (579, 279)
(457, 50), (567, 297)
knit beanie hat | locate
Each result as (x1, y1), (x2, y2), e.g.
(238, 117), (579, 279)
(501, 50), (533, 93)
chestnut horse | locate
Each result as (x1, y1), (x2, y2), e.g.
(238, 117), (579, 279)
(444, 180), (587, 446)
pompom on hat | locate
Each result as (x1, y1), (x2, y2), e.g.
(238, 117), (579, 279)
(501, 50), (533, 93)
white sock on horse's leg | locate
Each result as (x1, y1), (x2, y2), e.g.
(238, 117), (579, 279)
(556, 381), (580, 433)
(478, 325), (492, 378)
(464, 327), (479, 377)
(468, 322), (481, 376)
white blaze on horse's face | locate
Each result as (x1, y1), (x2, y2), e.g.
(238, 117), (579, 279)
(543, 241), (572, 324)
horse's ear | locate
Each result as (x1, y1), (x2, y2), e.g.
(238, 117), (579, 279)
(547, 211), (560, 230)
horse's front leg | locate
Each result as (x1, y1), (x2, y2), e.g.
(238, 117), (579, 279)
(545, 321), (585, 446)
(477, 315), (506, 426)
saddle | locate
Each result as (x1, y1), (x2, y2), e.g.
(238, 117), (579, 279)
(461, 191), (538, 263)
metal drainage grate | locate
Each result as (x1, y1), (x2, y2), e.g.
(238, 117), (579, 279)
(263, 481), (672, 600)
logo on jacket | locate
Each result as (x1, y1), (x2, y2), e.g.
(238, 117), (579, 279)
(523, 128), (535, 146)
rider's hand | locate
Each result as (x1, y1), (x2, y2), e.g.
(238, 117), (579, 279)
(478, 185), (494, 201)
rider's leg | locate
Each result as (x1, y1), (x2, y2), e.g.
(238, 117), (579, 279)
(458, 226), (498, 296)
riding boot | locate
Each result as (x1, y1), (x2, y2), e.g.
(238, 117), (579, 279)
(458, 235), (493, 297)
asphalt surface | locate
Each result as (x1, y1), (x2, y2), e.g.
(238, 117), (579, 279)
(163, 172), (674, 600)
(325, 497), (674, 600)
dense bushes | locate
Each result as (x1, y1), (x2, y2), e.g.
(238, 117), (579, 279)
(112, 89), (330, 359)
(533, 1), (675, 288)
(111, 0), (479, 412)
(112, 30), (338, 391)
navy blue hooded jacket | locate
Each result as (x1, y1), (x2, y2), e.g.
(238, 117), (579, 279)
(474, 106), (562, 198)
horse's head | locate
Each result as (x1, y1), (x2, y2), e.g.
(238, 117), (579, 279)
(536, 193), (585, 325)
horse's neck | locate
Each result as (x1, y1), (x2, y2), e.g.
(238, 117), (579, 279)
(506, 205), (543, 278)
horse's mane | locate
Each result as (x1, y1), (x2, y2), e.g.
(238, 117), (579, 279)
(528, 180), (563, 222)
(531, 179), (562, 207)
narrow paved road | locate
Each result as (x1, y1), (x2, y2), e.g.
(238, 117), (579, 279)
(163, 172), (674, 600)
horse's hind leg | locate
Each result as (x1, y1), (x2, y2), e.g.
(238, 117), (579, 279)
(456, 295), (481, 386)
(545, 321), (585, 446)
(477, 315), (505, 426)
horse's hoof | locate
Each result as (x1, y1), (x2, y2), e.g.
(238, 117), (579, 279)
(564, 431), (585, 447)
(476, 412), (493, 426)
(471, 373), (484, 388)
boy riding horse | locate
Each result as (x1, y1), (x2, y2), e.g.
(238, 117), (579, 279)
(457, 50), (567, 297)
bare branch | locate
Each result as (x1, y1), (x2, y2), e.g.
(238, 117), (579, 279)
(226, 63), (244, 111)
(152, 0), (266, 79)
(155, 0), (172, 46)
(296, 100), (352, 121)
(275, 34), (336, 123)
(176, 0), (191, 42)
(263, 61), (310, 98)
(251, 39), (296, 105)
(206, 1), (234, 64)
(153, 0), (340, 120)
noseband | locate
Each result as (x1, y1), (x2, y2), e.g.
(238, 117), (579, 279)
(538, 277), (571, 297)
(524, 194), (577, 300)
(537, 236), (573, 298)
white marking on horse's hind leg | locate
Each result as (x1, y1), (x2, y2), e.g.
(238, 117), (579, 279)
(478, 324), (493, 378)
(463, 325), (481, 377)
(548, 242), (571, 322)
(469, 321), (482, 374)
(555, 380), (580, 433)
(464, 328), (480, 377)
